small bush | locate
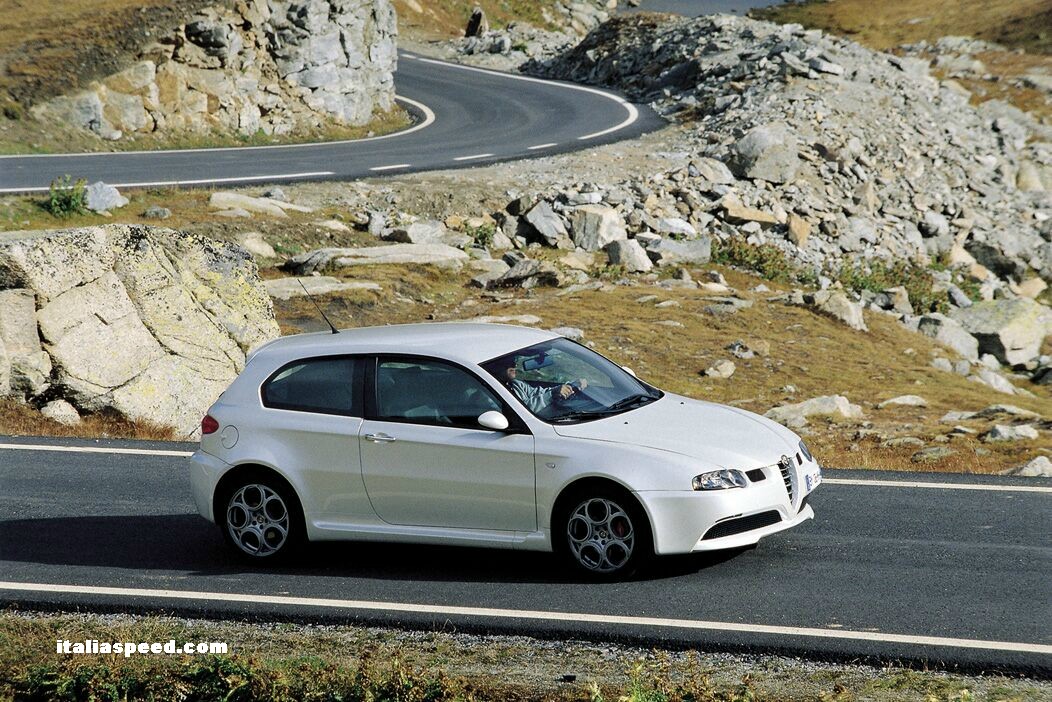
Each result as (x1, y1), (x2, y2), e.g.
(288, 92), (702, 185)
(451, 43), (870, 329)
(835, 260), (946, 314)
(710, 237), (812, 284)
(468, 222), (496, 249)
(44, 175), (88, 218)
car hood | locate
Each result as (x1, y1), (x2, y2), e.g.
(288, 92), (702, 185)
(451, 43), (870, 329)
(552, 393), (799, 469)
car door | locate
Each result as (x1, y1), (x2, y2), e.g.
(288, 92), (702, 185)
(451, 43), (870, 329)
(359, 356), (536, 531)
(258, 355), (373, 523)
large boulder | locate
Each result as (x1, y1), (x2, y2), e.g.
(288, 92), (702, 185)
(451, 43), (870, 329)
(765, 395), (863, 429)
(285, 243), (469, 274)
(0, 225), (280, 436)
(803, 290), (867, 332)
(949, 298), (1051, 366)
(645, 235), (712, 267)
(0, 289), (51, 397)
(728, 123), (799, 184)
(571, 205), (628, 251)
(917, 313), (980, 361)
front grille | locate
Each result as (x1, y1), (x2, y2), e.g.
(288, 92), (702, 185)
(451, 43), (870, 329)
(779, 456), (794, 504)
(702, 510), (781, 540)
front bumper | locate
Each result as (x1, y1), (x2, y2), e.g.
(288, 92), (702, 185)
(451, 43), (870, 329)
(189, 450), (230, 523)
(638, 463), (819, 554)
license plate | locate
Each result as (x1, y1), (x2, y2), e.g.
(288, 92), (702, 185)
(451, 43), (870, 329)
(804, 468), (822, 493)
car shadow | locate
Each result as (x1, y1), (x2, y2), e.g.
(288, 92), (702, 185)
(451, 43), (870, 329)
(0, 514), (747, 584)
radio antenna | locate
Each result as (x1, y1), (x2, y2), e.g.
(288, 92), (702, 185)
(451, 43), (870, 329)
(297, 279), (340, 334)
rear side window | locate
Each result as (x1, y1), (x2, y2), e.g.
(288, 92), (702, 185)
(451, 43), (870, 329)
(262, 357), (361, 416)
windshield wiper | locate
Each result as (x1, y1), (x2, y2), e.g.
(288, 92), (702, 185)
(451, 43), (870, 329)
(551, 393), (658, 423)
(603, 392), (658, 413)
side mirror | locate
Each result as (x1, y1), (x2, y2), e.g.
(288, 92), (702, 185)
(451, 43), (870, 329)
(478, 410), (510, 431)
(621, 365), (637, 378)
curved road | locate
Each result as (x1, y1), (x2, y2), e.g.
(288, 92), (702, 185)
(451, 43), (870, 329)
(1, 436), (1050, 676)
(0, 54), (664, 194)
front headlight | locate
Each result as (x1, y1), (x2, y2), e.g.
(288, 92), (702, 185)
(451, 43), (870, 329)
(798, 440), (813, 462)
(692, 469), (747, 490)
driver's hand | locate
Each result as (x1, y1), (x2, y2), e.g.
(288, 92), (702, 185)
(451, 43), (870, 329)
(558, 384), (575, 399)
(578, 378), (588, 390)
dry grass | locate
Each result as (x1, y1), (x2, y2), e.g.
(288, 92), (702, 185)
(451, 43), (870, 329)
(2, 611), (1047, 702)
(0, 399), (174, 441)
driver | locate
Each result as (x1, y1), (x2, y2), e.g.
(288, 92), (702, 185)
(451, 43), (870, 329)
(498, 359), (587, 414)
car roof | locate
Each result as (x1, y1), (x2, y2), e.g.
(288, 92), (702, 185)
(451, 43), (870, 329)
(251, 323), (561, 367)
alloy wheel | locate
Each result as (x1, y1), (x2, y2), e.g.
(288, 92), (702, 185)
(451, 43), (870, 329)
(566, 497), (635, 573)
(226, 483), (290, 557)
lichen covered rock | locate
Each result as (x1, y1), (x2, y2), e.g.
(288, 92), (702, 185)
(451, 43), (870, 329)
(0, 225), (280, 436)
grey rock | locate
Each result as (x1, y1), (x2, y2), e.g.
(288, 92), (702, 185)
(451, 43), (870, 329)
(802, 290), (868, 331)
(571, 205), (628, 251)
(604, 239), (652, 273)
(0, 225), (279, 436)
(41, 399), (81, 426)
(264, 276), (381, 300)
(729, 123), (799, 184)
(931, 357), (954, 373)
(950, 298), (1050, 366)
(970, 369), (1019, 395)
(877, 394), (928, 408)
(646, 235), (712, 267)
(911, 446), (955, 463)
(703, 359), (736, 379)
(84, 182), (129, 213)
(285, 244), (469, 274)
(917, 314), (979, 360)
(524, 201), (570, 246)
(142, 205), (171, 220)
(1005, 456), (1052, 477)
(765, 395), (863, 428)
(982, 424), (1038, 442)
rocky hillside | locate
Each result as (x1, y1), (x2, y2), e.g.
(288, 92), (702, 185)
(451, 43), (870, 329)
(0, 225), (279, 436)
(29, 0), (397, 141)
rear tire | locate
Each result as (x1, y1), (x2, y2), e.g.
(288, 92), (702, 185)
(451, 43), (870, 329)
(555, 486), (652, 579)
(218, 476), (304, 563)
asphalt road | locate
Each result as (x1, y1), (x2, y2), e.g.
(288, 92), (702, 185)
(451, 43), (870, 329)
(0, 53), (663, 194)
(1, 435), (1050, 675)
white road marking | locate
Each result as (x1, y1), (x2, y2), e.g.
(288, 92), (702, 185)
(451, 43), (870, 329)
(453, 153), (494, 161)
(0, 443), (193, 458)
(0, 581), (1048, 655)
(0, 172), (335, 194)
(0, 94), (436, 161)
(528, 143), (558, 150)
(369, 164), (412, 172)
(823, 478), (1052, 494)
(413, 56), (640, 140)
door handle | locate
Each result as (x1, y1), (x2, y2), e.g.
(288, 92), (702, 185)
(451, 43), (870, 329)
(364, 433), (396, 443)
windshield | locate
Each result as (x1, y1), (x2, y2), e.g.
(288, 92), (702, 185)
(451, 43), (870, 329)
(481, 338), (662, 423)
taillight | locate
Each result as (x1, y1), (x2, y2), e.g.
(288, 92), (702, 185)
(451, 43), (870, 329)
(201, 415), (219, 435)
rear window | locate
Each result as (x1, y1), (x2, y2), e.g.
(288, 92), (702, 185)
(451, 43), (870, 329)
(262, 357), (361, 416)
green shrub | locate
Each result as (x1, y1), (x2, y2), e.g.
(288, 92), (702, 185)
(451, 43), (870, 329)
(835, 260), (947, 314)
(44, 175), (88, 218)
(468, 222), (496, 249)
(710, 237), (814, 285)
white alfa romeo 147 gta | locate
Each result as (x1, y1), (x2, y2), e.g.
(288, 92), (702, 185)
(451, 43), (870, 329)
(191, 323), (821, 576)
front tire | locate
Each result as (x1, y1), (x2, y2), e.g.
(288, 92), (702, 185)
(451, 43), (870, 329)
(220, 478), (303, 562)
(557, 487), (652, 579)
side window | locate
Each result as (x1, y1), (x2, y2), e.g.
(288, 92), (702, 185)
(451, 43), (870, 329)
(262, 357), (360, 416)
(376, 359), (502, 428)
